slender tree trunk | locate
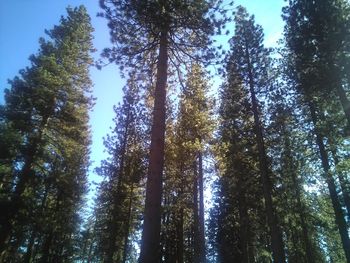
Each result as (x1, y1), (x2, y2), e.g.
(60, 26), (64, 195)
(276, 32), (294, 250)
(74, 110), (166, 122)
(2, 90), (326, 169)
(251, 91), (286, 262)
(293, 178), (315, 263)
(198, 152), (206, 263)
(176, 164), (185, 263)
(0, 145), (37, 254)
(244, 45), (286, 262)
(308, 100), (350, 262)
(176, 208), (184, 263)
(105, 104), (131, 263)
(122, 182), (134, 263)
(281, 121), (315, 263)
(139, 30), (168, 263)
(238, 190), (249, 263)
(193, 160), (201, 263)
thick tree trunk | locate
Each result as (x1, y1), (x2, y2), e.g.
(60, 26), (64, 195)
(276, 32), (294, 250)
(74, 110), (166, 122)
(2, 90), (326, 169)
(139, 31), (168, 263)
(308, 100), (350, 262)
(245, 46), (286, 262)
(198, 153), (206, 263)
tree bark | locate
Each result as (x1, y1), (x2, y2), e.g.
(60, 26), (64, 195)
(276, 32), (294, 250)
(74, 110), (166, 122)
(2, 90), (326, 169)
(308, 100), (350, 262)
(139, 30), (168, 263)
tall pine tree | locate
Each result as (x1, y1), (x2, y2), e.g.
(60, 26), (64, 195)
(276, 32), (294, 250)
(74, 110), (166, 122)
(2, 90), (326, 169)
(0, 6), (94, 262)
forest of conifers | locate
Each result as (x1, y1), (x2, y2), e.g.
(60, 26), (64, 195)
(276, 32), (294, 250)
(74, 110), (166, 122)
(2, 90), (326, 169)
(0, 0), (349, 262)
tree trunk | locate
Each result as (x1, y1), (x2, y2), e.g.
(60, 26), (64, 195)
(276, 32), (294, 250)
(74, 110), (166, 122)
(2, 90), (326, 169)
(139, 30), (168, 263)
(245, 45), (286, 262)
(176, 164), (185, 263)
(193, 160), (200, 263)
(198, 152), (206, 263)
(308, 100), (350, 262)
(105, 104), (131, 263)
(281, 120), (315, 263)
(122, 182), (134, 263)
(0, 143), (37, 253)
(176, 208), (184, 263)
(238, 190), (249, 263)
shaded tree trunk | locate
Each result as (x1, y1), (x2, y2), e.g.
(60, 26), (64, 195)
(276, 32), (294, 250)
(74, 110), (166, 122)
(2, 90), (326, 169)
(139, 30), (168, 263)
(238, 191), (249, 263)
(281, 120), (315, 263)
(308, 100), (350, 262)
(122, 181), (134, 263)
(105, 103), (131, 263)
(176, 208), (184, 263)
(193, 160), (200, 263)
(198, 152), (206, 263)
(245, 45), (286, 262)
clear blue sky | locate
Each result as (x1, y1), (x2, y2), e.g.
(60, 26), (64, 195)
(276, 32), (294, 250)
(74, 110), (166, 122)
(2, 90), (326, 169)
(0, 0), (285, 203)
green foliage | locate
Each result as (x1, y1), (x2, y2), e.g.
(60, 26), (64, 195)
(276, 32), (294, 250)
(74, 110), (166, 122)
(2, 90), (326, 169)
(91, 78), (147, 263)
(0, 6), (94, 262)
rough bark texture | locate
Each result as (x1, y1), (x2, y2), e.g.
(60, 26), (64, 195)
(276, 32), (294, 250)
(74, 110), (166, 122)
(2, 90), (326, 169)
(308, 100), (350, 263)
(139, 31), (168, 263)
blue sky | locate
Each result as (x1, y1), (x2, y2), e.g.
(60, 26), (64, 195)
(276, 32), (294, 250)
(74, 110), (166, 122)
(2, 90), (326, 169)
(0, 0), (285, 203)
